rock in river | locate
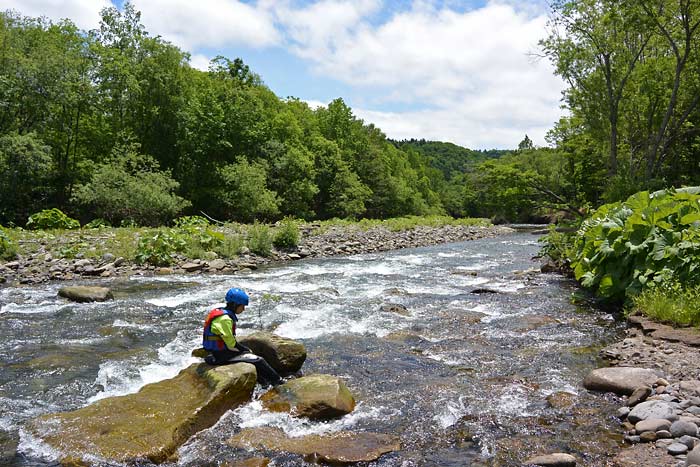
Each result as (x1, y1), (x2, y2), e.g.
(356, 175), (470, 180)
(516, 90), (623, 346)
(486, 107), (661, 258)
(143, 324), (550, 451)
(57, 285), (113, 303)
(238, 331), (306, 375)
(260, 374), (355, 420)
(29, 363), (256, 464)
(228, 427), (400, 464)
(583, 367), (661, 396)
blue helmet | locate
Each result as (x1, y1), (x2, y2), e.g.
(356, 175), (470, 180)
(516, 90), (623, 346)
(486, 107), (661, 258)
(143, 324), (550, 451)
(225, 287), (249, 306)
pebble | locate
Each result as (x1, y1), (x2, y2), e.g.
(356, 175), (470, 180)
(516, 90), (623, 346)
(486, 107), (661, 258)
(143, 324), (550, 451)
(679, 435), (698, 449)
(667, 442), (688, 455)
(656, 430), (672, 439)
(618, 407), (631, 418)
(656, 439), (674, 449)
(639, 431), (657, 442)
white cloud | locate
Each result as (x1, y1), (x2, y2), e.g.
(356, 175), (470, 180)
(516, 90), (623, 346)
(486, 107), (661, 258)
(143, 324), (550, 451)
(131, 0), (279, 50)
(279, 1), (564, 148)
(189, 53), (212, 71)
(0, 0), (110, 30)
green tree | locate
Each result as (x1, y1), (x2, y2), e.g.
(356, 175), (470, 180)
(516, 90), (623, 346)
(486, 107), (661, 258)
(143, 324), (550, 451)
(217, 157), (280, 222)
(0, 133), (54, 223)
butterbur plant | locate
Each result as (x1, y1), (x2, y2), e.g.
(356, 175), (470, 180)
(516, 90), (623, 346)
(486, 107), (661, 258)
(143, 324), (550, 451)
(570, 187), (700, 302)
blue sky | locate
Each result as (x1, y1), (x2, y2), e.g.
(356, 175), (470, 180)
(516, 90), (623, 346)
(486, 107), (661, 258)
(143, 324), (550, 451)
(1, 0), (562, 149)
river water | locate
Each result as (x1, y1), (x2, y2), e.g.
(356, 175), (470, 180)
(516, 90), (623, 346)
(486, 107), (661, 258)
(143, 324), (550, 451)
(0, 233), (626, 466)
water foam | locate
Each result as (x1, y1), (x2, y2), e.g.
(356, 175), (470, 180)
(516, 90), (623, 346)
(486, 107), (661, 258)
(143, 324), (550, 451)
(89, 333), (198, 402)
(233, 400), (391, 437)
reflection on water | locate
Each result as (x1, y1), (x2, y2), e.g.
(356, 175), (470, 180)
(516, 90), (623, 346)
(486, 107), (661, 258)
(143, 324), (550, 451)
(0, 233), (625, 466)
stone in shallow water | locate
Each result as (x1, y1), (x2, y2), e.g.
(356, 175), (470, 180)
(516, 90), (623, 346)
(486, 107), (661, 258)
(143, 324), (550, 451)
(546, 391), (577, 410)
(583, 367), (661, 396)
(57, 285), (113, 303)
(523, 452), (576, 466)
(227, 427), (400, 464)
(260, 374), (355, 420)
(29, 363), (256, 464)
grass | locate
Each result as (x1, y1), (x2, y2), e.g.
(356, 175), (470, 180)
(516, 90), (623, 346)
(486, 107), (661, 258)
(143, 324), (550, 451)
(632, 282), (700, 328)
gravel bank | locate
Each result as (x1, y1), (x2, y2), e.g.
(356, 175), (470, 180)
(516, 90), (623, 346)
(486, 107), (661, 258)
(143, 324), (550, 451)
(0, 224), (514, 286)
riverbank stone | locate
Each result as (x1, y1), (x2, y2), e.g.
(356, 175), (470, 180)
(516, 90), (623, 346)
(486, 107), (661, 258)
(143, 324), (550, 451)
(688, 445), (700, 465)
(238, 332), (306, 375)
(635, 418), (672, 433)
(523, 452), (577, 466)
(628, 400), (679, 424)
(583, 367), (661, 396)
(57, 285), (113, 302)
(227, 427), (400, 464)
(29, 362), (256, 464)
(627, 386), (652, 406)
(260, 374), (355, 420)
(669, 443), (689, 455)
(671, 420), (699, 437)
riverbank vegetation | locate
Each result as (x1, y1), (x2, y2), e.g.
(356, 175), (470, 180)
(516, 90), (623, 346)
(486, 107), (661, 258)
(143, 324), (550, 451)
(542, 188), (700, 327)
(0, 214), (490, 267)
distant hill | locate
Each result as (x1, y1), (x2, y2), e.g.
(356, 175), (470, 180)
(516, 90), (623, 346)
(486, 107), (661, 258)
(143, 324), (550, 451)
(391, 139), (510, 178)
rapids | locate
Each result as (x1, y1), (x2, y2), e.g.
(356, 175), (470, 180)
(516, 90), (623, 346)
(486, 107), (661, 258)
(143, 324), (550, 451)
(0, 233), (625, 466)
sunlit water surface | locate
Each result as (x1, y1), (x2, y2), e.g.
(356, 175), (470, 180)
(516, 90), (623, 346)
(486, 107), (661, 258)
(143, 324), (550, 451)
(0, 233), (625, 466)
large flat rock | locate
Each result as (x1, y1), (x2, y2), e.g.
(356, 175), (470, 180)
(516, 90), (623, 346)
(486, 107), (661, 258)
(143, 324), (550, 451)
(228, 427), (400, 464)
(583, 367), (661, 396)
(29, 363), (257, 464)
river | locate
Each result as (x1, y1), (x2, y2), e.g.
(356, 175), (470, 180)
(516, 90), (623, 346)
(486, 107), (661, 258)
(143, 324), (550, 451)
(0, 232), (626, 466)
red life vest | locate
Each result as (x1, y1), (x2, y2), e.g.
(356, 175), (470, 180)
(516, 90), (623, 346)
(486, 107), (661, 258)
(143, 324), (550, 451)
(202, 308), (237, 351)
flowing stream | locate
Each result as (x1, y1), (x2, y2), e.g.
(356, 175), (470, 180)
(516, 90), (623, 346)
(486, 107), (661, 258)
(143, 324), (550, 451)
(0, 232), (626, 466)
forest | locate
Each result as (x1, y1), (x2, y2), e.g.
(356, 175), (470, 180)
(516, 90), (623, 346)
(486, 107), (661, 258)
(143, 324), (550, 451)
(1, 0), (699, 229)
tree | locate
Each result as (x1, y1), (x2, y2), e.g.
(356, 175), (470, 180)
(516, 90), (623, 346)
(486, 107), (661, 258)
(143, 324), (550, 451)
(0, 133), (54, 224)
(216, 157), (280, 222)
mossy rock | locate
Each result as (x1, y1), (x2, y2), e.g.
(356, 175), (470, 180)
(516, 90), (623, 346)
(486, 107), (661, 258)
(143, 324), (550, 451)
(29, 362), (257, 464)
(238, 332), (306, 375)
(228, 427), (400, 464)
(260, 374), (355, 420)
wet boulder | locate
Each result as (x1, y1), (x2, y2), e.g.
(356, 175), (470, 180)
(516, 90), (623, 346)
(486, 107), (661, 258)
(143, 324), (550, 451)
(238, 332), (306, 375)
(58, 285), (113, 303)
(228, 427), (400, 464)
(29, 362), (256, 464)
(260, 374), (355, 420)
(380, 303), (410, 316)
(583, 367), (661, 396)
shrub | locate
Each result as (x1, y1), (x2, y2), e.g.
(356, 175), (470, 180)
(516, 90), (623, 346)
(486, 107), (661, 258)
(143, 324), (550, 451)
(569, 187), (700, 302)
(247, 221), (272, 256)
(0, 227), (17, 260)
(135, 229), (187, 266)
(174, 216), (210, 227)
(273, 217), (300, 249)
(84, 218), (111, 229)
(26, 208), (80, 230)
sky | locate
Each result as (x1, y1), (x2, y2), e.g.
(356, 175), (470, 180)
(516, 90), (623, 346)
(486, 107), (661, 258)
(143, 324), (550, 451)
(0, 0), (565, 149)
